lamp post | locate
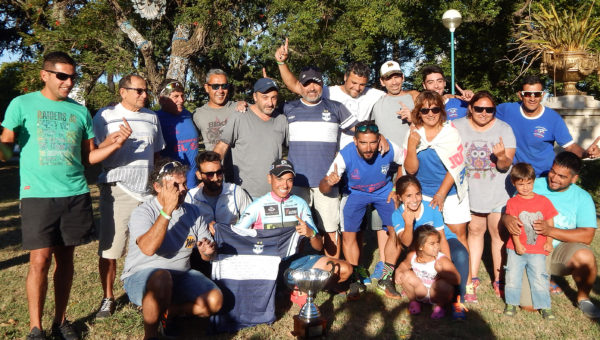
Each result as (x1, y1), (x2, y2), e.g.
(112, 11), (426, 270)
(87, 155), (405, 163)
(442, 9), (462, 95)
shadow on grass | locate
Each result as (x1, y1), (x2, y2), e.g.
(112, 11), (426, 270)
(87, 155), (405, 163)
(0, 219), (22, 248)
(553, 275), (600, 326)
(0, 253), (28, 270)
(73, 293), (131, 338)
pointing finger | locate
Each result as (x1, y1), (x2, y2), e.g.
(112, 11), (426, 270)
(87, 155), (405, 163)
(455, 83), (464, 93)
(262, 67), (268, 78)
(295, 215), (304, 223)
(498, 136), (504, 145)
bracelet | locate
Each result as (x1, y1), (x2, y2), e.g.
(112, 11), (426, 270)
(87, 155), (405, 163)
(309, 231), (317, 239)
(159, 209), (172, 220)
(392, 187), (396, 192)
(276, 61), (285, 65)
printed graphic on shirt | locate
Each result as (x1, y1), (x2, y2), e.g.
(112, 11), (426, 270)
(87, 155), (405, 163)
(284, 207), (298, 216)
(207, 117), (228, 146)
(464, 141), (496, 180)
(185, 235), (196, 248)
(37, 110), (81, 166)
(264, 205), (279, 216)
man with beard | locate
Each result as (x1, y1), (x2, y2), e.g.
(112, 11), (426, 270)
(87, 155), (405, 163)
(283, 66), (357, 258)
(319, 121), (404, 299)
(185, 151), (252, 226)
(214, 78), (287, 199)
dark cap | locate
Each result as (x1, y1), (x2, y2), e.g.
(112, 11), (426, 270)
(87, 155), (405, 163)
(253, 78), (279, 93)
(299, 67), (323, 85)
(270, 159), (295, 177)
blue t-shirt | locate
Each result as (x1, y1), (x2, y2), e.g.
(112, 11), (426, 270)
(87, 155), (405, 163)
(157, 109), (199, 187)
(284, 98), (356, 187)
(533, 178), (597, 247)
(392, 201), (457, 239)
(338, 139), (398, 196)
(415, 148), (457, 197)
(496, 102), (573, 176)
(445, 98), (468, 121)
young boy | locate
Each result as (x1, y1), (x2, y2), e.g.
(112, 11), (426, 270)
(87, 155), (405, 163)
(504, 162), (557, 319)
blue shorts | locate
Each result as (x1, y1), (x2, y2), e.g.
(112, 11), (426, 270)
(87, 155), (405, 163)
(281, 254), (323, 287)
(123, 268), (219, 306)
(342, 192), (395, 232)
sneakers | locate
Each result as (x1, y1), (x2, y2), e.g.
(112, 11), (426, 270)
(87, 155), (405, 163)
(354, 266), (371, 285)
(431, 305), (446, 319)
(578, 299), (600, 318)
(471, 277), (480, 288)
(504, 304), (517, 317)
(290, 287), (308, 306)
(370, 261), (384, 281)
(26, 327), (46, 340)
(464, 283), (478, 303)
(95, 297), (115, 318)
(347, 282), (364, 301)
(452, 297), (468, 321)
(51, 320), (79, 340)
(377, 278), (402, 300)
(540, 309), (556, 320)
(492, 280), (504, 298)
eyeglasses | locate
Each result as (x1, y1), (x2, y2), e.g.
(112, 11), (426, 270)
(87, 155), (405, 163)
(125, 87), (148, 95)
(356, 124), (379, 133)
(419, 107), (442, 115)
(520, 91), (544, 98)
(202, 169), (224, 178)
(207, 83), (230, 90)
(158, 161), (183, 175)
(472, 106), (495, 114)
(44, 70), (77, 81)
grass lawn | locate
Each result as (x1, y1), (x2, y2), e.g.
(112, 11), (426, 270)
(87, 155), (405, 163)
(1, 160), (600, 339)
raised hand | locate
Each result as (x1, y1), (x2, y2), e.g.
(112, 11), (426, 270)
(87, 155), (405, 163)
(110, 117), (132, 147)
(492, 137), (505, 159)
(397, 102), (411, 121)
(295, 215), (314, 237)
(585, 136), (600, 159)
(275, 37), (289, 63)
(159, 176), (181, 214)
(407, 124), (421, 150)
(197, 237), (216, 256)
(455, 84), (473, 101)
(325, 163), (341, 186)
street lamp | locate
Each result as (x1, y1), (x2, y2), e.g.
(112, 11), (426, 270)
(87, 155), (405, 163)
(442, 9), (462, 95)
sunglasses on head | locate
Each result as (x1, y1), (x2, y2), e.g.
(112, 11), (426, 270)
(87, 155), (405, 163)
(356, 124), (379, 133)
(202, 169), (224, 178)
(520, 91), (544, 98)
(158, 161), (183, 175)
(160, 81), (184, 95)
(419, 107), (441, 115)
(44, 69), (77, 81)
(125, 87), (148, 95)
(208, 83), (230, 90)
(472, 106), (495, 114)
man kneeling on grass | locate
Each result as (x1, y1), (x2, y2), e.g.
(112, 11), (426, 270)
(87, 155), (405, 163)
(233, 159), (358, 301)
(120, 160), (222, 340)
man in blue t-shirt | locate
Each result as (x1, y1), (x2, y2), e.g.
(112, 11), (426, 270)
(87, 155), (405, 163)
(157, 79), (199, 187)
(496, 75), (600, 176)
(284, 66), (357, 258)
(421, 65), (471, 120)
(503, 152), (600, 318)
(320, 121), (403, 298)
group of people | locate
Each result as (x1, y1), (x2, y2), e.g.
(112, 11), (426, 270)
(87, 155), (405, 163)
(1, 43), (600, 340)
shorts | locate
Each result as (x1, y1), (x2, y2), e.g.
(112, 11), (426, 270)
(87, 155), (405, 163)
(416, 285), (433, 304)
(341, 192), (395, 232)
(98, 184), (141, 259)
(423, 194), (471, 225)
(519, 242), (592, 306)
(281, 254), (323, 287)
(292, 186), (339, 233)
(21, 193), (94, 250)
(123, 267), (219, 307)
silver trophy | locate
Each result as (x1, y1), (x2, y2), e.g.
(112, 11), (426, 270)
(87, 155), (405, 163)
(291, 268), (331, 338)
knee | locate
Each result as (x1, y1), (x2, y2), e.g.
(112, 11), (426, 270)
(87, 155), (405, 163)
(342, 232), (356, 243)
(571, 249), (596, 270)
(339, 262), (353, 282)
(29, 253), (52, 273)
(146, 270), (173, 297)
(195, 288), (223, 316)
(467, 222), (486, 236)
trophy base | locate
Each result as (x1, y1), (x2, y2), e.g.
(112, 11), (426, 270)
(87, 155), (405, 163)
(293, 315), (326, 338)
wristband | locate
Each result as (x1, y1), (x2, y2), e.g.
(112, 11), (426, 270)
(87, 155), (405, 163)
(309, 231), (317, 239)
(277, 61), (285, 65)
(392, 187), (396, 192)
(159, 209), (172, 220)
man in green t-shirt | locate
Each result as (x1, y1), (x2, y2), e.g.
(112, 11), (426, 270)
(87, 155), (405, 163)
(0, 51), (131, 340)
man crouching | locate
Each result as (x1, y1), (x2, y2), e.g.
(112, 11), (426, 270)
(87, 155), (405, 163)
(120, 159), (222, 339)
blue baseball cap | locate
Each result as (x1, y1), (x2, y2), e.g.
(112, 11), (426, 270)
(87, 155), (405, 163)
(253, 78), (279, 93)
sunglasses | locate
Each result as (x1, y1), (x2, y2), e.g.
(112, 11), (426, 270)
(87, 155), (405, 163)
(419, 107), (442, 115)
(356, 124), (379, 133)
(202, 169), (224, 178)
(207, 83), (230, 90)
(160, 81), (184, 96)
(472, 106), (495, 114)
(520, 91), (544, 98)
(158, 161), (183, 175)
(125, 87), (148, 95)
(44, 69), (77, 81)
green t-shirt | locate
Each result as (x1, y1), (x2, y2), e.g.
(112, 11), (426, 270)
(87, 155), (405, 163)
(2, 91), (94, 198)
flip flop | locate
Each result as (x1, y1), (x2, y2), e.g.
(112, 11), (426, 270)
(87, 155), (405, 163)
(409, 300), (422, 315)
(549, 280), (563, 295)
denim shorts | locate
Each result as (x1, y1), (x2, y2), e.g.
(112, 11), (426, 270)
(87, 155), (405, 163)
(123, 267), (219, 306)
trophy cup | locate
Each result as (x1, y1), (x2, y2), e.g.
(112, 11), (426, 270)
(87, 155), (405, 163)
(291, 268), (331, 338)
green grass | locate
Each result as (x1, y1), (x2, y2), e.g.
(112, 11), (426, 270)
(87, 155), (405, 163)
(1, 160), (600, 339)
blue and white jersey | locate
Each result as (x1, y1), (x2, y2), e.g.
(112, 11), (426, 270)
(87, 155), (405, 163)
(445, 98), (468, 121)
(328, 139), (402, 196)
(496, 102), (573, 176)
(284, 98), (356, 187)
(392, 201), (457, 240)
(416, 148), (458, 197)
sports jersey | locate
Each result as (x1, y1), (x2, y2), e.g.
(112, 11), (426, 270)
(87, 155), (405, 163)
(415, 148), (457, 197)
(445, 98), (468, 120)
(392, 202), (457, 240)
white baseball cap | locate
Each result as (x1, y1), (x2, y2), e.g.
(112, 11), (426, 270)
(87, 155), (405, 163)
(380, 61), (403, 78)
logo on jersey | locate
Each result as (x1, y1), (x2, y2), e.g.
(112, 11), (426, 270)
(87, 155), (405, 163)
(447, 108), (458, 119)
(264, 205), (279, 216)
(184, 235), (196, 248)
(284, 207), (298, 216)
(533, 126), (547, 139)
(253, 241), (264, 254)
(350, 169), (360, 180)
(322, 110), (331, 121)
(381, 164), (390, 175)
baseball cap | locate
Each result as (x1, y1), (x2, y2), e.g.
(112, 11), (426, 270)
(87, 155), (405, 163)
(270, 159), (295, 177)
(253, 78), (278, 93)
(299, 66), (323, 85)
(380, 61), (403, 78)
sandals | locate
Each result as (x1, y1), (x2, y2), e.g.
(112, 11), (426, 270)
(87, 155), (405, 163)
(471, 277), (480, 288)
(549, 280), (563, 295)
(431, 305), (446, 319)
(409, 300), (422, 315)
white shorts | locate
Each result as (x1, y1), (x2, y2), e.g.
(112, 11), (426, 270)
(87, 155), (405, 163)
(98, 184), (141, 259)
(423, 194), (471, 225)
(291, 186), (340, 233)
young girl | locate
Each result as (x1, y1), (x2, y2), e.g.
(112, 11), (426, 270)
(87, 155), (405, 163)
(396, 225), (460, 319)
(392, 175), (467, 319)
